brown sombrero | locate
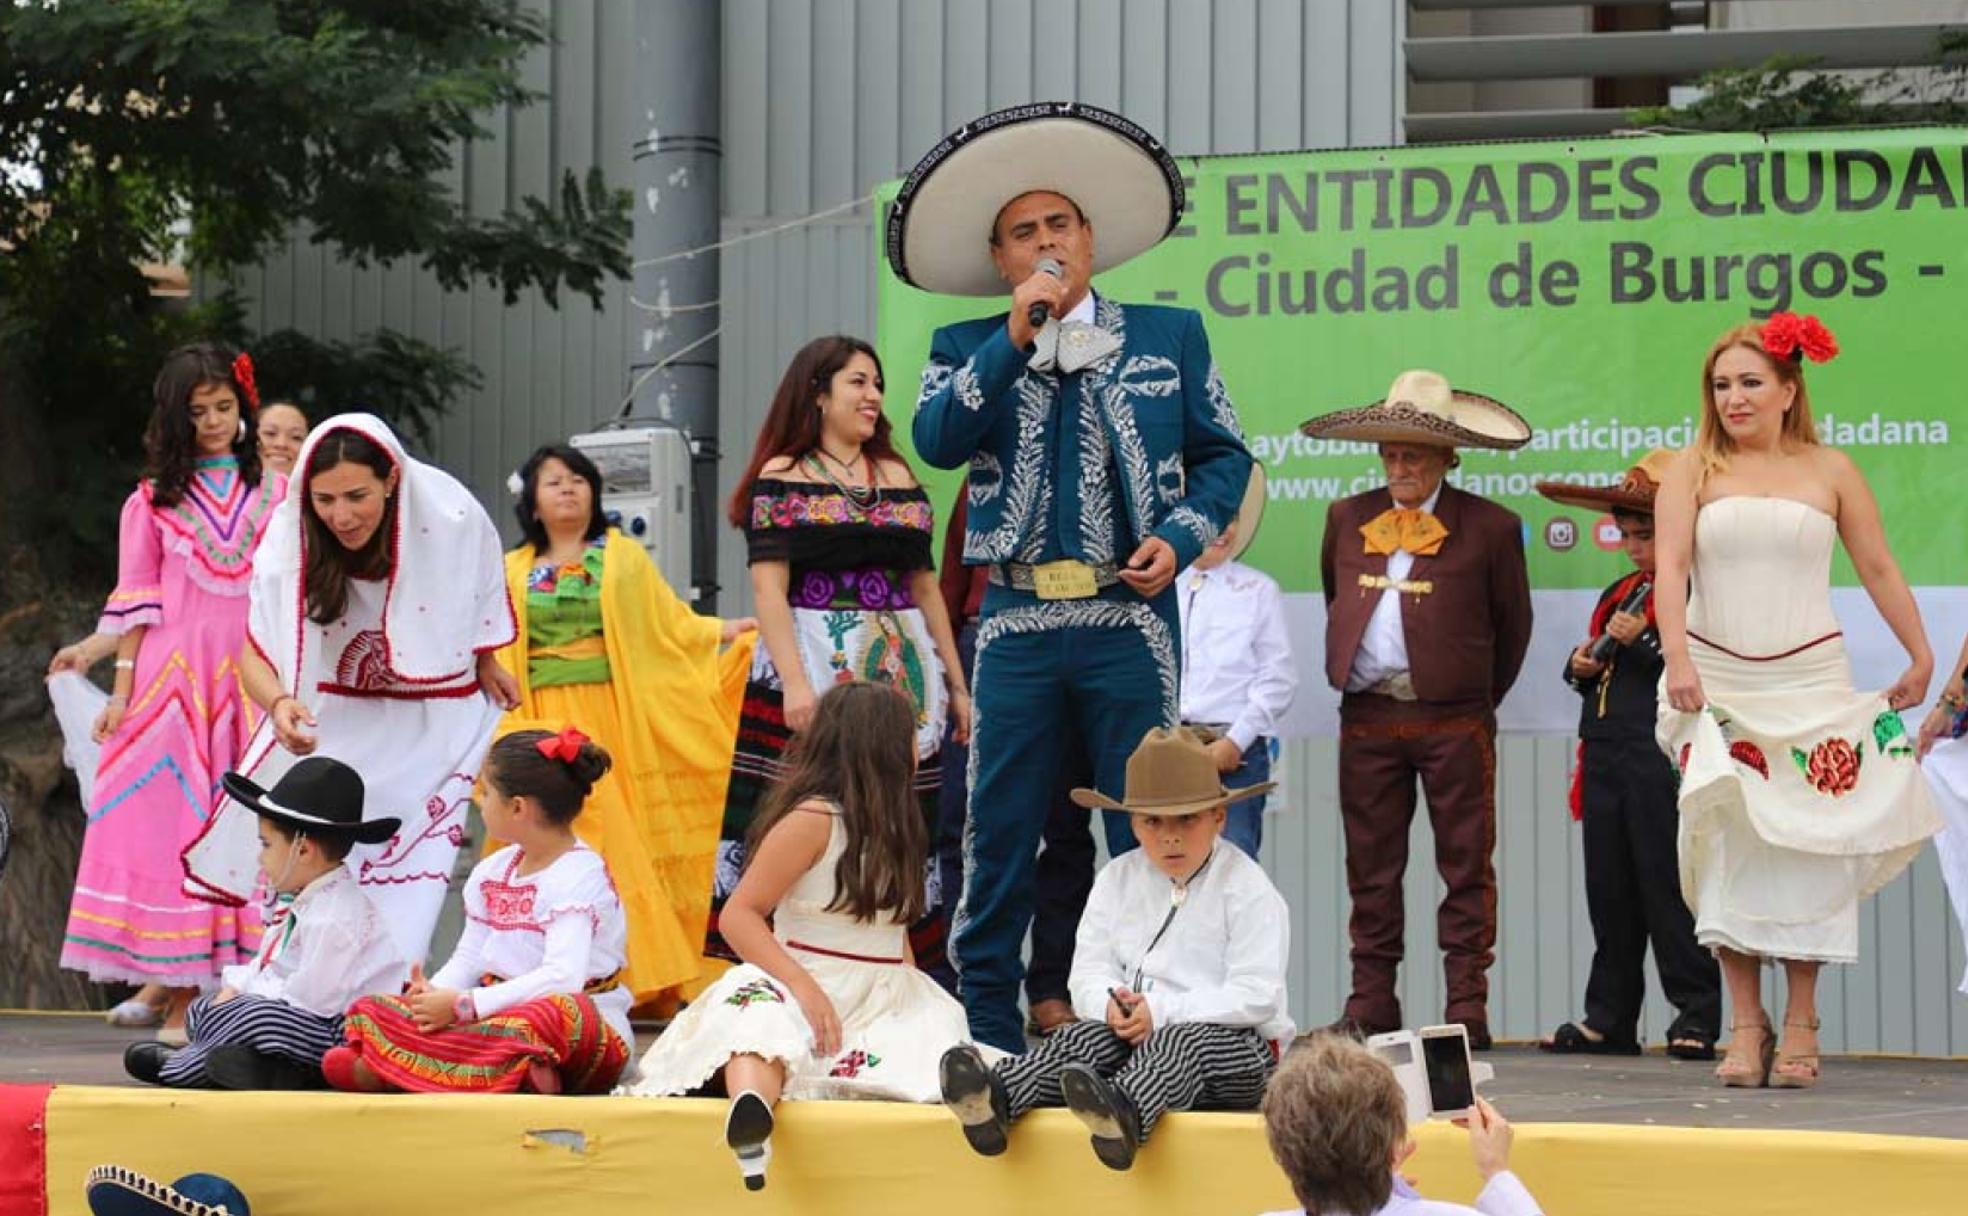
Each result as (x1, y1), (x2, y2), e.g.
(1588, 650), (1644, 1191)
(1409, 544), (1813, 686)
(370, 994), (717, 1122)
(1070, 726), (1275, 817)
(1300, 369), (1531, 451)
(1536, 448), (1675, 515)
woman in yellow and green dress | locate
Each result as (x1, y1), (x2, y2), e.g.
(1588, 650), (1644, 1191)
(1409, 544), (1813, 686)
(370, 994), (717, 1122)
(490, 444), (756, 1008)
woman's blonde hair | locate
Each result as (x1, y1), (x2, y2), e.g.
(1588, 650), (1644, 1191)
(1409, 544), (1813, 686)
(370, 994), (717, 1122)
(1692, 321), (1819, 482)
(1262, 1034), (1409, 1215)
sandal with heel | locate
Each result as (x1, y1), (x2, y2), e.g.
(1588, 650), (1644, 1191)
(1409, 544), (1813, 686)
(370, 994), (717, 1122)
(1715, 1018), (1774, 1088)
(1772, 1017), (1821, 1089)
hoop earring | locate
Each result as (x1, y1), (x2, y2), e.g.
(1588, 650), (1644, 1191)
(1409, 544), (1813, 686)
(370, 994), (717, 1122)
(237, 419), (248, 441)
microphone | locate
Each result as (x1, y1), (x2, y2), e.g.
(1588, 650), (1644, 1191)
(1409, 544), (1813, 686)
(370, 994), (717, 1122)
(1026, 257), (1064, 329)
(1587, 578), (1652, 662)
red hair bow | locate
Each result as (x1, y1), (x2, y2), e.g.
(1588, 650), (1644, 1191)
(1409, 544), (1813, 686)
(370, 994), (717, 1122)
(536, 726), (589, 763)
(232, 352), (261, 411)
(1759, 312), (1839, 365)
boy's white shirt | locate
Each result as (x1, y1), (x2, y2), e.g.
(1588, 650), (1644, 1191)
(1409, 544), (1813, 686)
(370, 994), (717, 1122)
(1068, 840), (1294, 1042)
(221, 863), (408, 1018)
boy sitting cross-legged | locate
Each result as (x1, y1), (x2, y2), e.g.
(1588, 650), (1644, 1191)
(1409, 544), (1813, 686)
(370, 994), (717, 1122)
(939, 725), (1294, 1170)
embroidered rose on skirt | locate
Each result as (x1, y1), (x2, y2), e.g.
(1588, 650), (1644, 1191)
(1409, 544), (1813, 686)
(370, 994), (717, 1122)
(828, 1049), (882, 1078)
(1791, 736), (1863, 797)
(724, 978), (786, 1008)
(1728, 740), (1770, 780)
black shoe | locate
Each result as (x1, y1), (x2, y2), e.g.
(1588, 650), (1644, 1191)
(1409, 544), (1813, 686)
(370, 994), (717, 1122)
(123, 1041), (177, 1086)
(1321, 1014), (1398, 1042)
(1058, 1063), (1142, 1172)
(725, 1090), (774, 1192)
(1455, 1020), (1494, 1052)
(205, 1044), (325, 1091)
(1539, 1021), (1641, 1056)
(939, 1044), (1011, 1156)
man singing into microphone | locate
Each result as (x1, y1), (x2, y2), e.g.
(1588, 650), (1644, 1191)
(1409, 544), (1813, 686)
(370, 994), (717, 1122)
(1536, 449), (1720, 1061)
(892, 103), (1253, 1052)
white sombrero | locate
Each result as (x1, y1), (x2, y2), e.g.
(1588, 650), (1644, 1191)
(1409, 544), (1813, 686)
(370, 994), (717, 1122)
(885, 101), (1185, 296)
(1300, 370), (1531, 451)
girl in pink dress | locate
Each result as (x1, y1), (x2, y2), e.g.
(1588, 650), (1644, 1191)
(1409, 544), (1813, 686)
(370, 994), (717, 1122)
(49, 344), (283, 1037)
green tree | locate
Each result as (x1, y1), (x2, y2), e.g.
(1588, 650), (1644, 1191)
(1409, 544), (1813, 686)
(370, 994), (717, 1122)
(0, 0), (630, 592)
(1629, 35), (1968, 131)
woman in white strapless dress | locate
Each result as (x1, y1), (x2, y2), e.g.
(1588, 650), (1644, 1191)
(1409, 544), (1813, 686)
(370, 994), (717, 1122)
(1654, 316), (1941, 1091)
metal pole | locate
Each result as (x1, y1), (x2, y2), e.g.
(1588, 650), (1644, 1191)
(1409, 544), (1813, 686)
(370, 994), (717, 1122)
(631, 0), (722, 610)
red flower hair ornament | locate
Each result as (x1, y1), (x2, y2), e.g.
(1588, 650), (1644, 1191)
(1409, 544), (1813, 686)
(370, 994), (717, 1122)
(1759, 312), (1839, 365)
(536, 726), (590, 764)
(232, 351), (261, 411)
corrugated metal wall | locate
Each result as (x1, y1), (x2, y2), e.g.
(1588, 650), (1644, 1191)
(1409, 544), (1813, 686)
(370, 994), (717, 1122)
(236, 0), (1967, 1054)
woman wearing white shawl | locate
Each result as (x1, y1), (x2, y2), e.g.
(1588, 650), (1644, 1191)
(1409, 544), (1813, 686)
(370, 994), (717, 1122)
(182, 413), (518, 963)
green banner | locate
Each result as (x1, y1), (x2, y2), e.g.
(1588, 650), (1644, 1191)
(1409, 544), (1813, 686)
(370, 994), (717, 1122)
(877, 128), (1968, 592)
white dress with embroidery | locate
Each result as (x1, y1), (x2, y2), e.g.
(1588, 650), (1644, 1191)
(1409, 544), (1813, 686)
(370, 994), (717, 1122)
(1657, 497), (1941, 962)
(622, 814), (985, 1101)
(430, 844), (634, 1049)
(224, 576), (506, 965)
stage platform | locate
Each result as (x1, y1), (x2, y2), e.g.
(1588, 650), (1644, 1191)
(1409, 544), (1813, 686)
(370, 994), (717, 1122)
(4, 1012), (1966, 1215)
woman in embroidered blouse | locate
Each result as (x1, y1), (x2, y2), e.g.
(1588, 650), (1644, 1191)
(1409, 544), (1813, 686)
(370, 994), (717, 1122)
(181, 414), (520, 969)
(487, 443), (756, 1010)
(709, 335), (970, 981)
(47, 343), (283, 1037)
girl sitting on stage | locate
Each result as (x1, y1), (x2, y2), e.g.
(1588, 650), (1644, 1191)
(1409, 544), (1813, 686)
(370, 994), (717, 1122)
(621, 681), (987, 1193)
(324, 728), (633, 1094)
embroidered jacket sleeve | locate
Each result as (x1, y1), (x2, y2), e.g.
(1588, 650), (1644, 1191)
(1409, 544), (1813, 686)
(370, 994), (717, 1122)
(911, 322), (1031, 469)
(1151, 312), (1254, 572)
(1066, 861), (1133, 1020)
(1226, 573), (1297, 751)
(1487, 511), (1534, 703)
(99, 485), (165, 633)
(1142, 860), (1291, 1033)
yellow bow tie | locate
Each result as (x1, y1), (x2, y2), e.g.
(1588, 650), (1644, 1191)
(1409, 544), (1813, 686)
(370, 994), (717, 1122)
(1361, 507), (1449, 557)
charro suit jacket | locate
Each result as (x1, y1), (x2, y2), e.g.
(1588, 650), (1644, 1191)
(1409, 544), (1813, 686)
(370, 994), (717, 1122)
(1319, 484), (1533, 709)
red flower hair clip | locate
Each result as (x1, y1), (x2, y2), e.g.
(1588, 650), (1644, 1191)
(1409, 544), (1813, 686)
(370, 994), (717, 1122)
(536, 726), (590, 763)
(232, 352), (261, 411)
(1759, 312), (1839, 365)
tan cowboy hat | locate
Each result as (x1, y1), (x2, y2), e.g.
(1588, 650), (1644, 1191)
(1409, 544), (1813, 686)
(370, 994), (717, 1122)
(1214, 465), (1266, 561)
(1536, 448), (1675, 515)
(1070, 726), (1276, 817)
(1300, 369), (1531, 451)
(885, 102), (1185, 296)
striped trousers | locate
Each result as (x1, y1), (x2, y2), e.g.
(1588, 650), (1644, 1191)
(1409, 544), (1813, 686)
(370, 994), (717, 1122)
(994, 1019), (1275, 1136)
(156, 993), (343, 1088)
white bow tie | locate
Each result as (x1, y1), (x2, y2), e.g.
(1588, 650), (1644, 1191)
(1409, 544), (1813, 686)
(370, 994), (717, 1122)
(1028, 318), (1122, 374)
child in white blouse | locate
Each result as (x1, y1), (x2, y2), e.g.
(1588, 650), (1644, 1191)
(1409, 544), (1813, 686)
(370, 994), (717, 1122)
(123, 756), (407, 1090)
(940, 726), (1295, 1171)
(324, 727), (635, 1094)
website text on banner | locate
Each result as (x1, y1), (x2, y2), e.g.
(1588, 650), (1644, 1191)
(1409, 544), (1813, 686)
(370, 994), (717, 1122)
(876, 128), (1968, 736)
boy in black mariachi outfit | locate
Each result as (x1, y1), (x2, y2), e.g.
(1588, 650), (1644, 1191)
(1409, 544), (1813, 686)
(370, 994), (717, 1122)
(1536, 450), (1720, 1059)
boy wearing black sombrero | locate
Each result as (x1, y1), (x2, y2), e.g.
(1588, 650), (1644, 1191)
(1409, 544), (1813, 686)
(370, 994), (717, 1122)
(1536, 451), (1720, 1060)
(937, 726), (1293, 1172)
(895, 102), (1255, 1053)
(124, 757), (408, 1090)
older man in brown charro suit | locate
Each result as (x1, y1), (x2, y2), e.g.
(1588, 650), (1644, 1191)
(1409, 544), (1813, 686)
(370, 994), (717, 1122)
(1307, 370), (1534, 1049)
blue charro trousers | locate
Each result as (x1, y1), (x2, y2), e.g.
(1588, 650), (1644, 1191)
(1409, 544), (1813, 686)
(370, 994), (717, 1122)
(954, 585), (1179, 1053)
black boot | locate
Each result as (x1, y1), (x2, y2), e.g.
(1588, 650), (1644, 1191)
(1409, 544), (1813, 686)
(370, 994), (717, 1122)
(206, 1044), (325, 1091)
(123, 1041), (177, 1086)
(938, 1044), (1011, 1156)
(1058, 1063), (1143, 1171)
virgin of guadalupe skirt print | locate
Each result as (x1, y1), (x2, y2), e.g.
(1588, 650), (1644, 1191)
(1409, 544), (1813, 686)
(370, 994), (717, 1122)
(1659, 636), (1941, 963)
(340, 992), (629, 1094)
